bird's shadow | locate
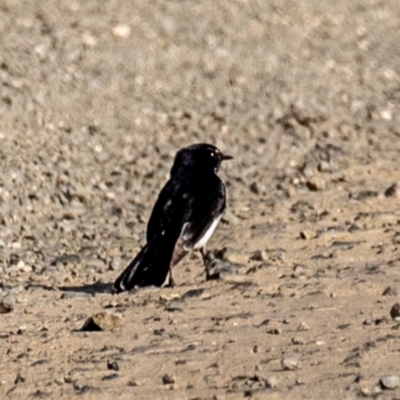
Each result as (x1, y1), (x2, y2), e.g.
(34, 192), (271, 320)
(58, 281), (115, 295)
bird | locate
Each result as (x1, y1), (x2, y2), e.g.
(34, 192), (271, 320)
(114, 143), (232, 293)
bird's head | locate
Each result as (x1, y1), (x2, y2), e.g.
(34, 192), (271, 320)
(170, 143), (233, 176)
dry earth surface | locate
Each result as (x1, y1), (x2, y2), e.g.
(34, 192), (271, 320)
(1, 0), (400, 399)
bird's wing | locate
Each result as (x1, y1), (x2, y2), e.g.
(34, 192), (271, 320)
(146, 178), (186, 242)
(179, 181), (226, 250)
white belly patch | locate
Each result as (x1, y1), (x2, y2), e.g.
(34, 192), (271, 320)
(193, 215), (222, 250)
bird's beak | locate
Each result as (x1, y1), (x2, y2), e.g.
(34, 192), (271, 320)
(221, 154), (233, 161)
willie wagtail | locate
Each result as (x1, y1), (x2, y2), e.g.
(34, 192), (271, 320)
(114, 143), (232, 292)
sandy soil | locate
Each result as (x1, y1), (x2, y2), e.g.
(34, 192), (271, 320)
(1, 0), (400, 399)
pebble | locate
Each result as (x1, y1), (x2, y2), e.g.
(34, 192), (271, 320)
(205, 258), (245, 280)
(107, 360), (119, 371)
(281, 356), (302, 371)
(292, 337), (305, 345)
(0, 291), (16, 313)
(384, 182), (400, 198)
(306, 176), (326, 191)
(14, 373), (25, 384)
(318, 161), (332, 173)
(382, 286), (397, 296)
(265, 376), (278, 388)
(81, 312), (121, 331)
(249, 182), (260, 195)
(81, 33), (97, 47)
(379, 375), (400, 390)
(101, 373), (119, 381)
(267, 327), (282, 335)
(359, 384), (382, 396)
(16, 260), (32, 273)
(390, 303), (400, 321)
(111, 24), (131, 38)
(297, 321), (310, 331)
(17, 324), (27, 335)
(250, 250), (268, 262)
(300, 230), (315, 240)
(293, 264), (309, 277)
(223, 250), (249, 265)
(222, 211), (240, 226)
(162, 374), (175, 385)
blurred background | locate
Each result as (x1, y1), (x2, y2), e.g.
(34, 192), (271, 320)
(0, 0), (399, 275)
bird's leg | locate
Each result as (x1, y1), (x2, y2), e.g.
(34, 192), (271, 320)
(161, 269), (174, 288)
(167, 269), (175, 288)
(200, 247), (210, 279)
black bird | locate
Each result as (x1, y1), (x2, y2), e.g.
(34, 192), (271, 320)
(114, 143), (232, 293)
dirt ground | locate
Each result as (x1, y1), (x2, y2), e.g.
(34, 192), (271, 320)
(1, 0), (400, 399)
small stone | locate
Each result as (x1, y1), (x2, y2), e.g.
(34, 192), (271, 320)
(315, 340), (325, 346)
(16, 260), (32, 273)
(267, 328), (282, 335)
(375, 317), (389, 325)
(250, 250), (268, 262)
(81, 312), (121, 331)
(249, 182), (260, 195)
(293, 264), (309, 277)
(101, 373), (119, 381)
(81, 33), (97, 47)
(300, 230), (315, 240)
(385, 182), (400, 198)
(0, 291), (16, 313)
(355, 190), (379, 200)
(296, 378), (305, 385)
(17, 325), (27, 335)
(162, 374), (175, 385)
(292, 337), (305, 345)
(281, 356), (302, 371)
(108, 258), (123, 272)
(111, 24), (131, 38)
(31, 359), (50, 367)
(382, 286), (398, 296)
(222, 211), (240, 226)
(297, 321), (310, 331)
(265, 376), (278, 388)
(107, 360), (119, 371)
(318, 161), (332, 173)
(379, 375), (400, 390)
(359, 384), (382, 396)
(306, 176), (326, 191)
(379, 109), (393, 121)
(14, 373), (25, 384)
(223, 250), (248, 265)
(127, 379), (140, 387)
(390, 303), (400, 320)
(204, 258), (245, 280)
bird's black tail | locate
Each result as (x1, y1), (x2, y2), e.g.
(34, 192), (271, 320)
(114, 232), (177, 293)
